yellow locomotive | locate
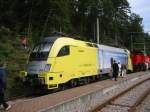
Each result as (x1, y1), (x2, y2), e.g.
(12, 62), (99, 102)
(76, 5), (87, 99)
(20, 34), (133, 90)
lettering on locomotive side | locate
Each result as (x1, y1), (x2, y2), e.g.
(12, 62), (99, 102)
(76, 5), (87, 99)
(80, 64), (92, 67)
(78, 50), (84, 52)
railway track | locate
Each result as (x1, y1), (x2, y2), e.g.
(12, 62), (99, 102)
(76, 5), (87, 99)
(92, 77), (150, 112)
(135, 92), (150, 112)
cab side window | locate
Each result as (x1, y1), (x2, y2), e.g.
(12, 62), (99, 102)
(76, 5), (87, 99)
(57, 46), (70, 57)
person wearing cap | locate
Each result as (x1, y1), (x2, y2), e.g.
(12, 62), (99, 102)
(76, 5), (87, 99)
(0, 62), (11, 110)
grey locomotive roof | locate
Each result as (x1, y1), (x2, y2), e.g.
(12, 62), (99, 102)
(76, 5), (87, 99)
(42, 32), (67, 43)
(43, 36), (60, 43)
(98, 44), (127, 54)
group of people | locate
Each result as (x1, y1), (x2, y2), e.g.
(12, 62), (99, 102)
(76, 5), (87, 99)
(0, 61), (11, 111)
(111, 60), (126, 81)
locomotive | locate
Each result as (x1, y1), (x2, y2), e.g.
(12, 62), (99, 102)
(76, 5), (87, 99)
(131, 51), (150, 71)
(20, 34), (133, 90)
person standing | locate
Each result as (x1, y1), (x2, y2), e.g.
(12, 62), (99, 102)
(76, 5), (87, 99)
(110, 58), (114, 79)
(112, 60), (119, 81)
(0, 62), (11, 110)
(121, 64), (127, 77)
(118, 62), (121, 77)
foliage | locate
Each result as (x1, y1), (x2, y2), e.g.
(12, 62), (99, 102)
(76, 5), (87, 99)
(0, 26), (29, 98)
(0, 0), (146, 44)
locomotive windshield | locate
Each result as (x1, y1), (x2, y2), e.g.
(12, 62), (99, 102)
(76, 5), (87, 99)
(29, 42), (53, 61)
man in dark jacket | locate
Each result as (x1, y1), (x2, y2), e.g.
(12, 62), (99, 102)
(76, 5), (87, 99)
(112, 60), (119, 81)
(0, 62), (11, 110)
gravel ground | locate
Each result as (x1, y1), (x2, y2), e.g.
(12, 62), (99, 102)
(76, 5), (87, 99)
(135, 92), (150, 112)
(98, 80), (150, 112)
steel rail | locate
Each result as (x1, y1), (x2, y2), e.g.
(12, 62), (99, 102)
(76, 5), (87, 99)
(91, 77), (150, 112)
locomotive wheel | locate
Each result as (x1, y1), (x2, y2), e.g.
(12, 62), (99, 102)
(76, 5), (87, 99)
(70, 79), (78, 87)
(84, 77), (91, 84)
(59, 84), (67, 90)
(87, 77), (91, 83)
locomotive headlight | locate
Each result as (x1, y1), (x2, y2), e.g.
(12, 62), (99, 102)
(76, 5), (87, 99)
(44, 64), (51, 71)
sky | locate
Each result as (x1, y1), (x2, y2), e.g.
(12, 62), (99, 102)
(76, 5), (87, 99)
(128, 0), (150, 32)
